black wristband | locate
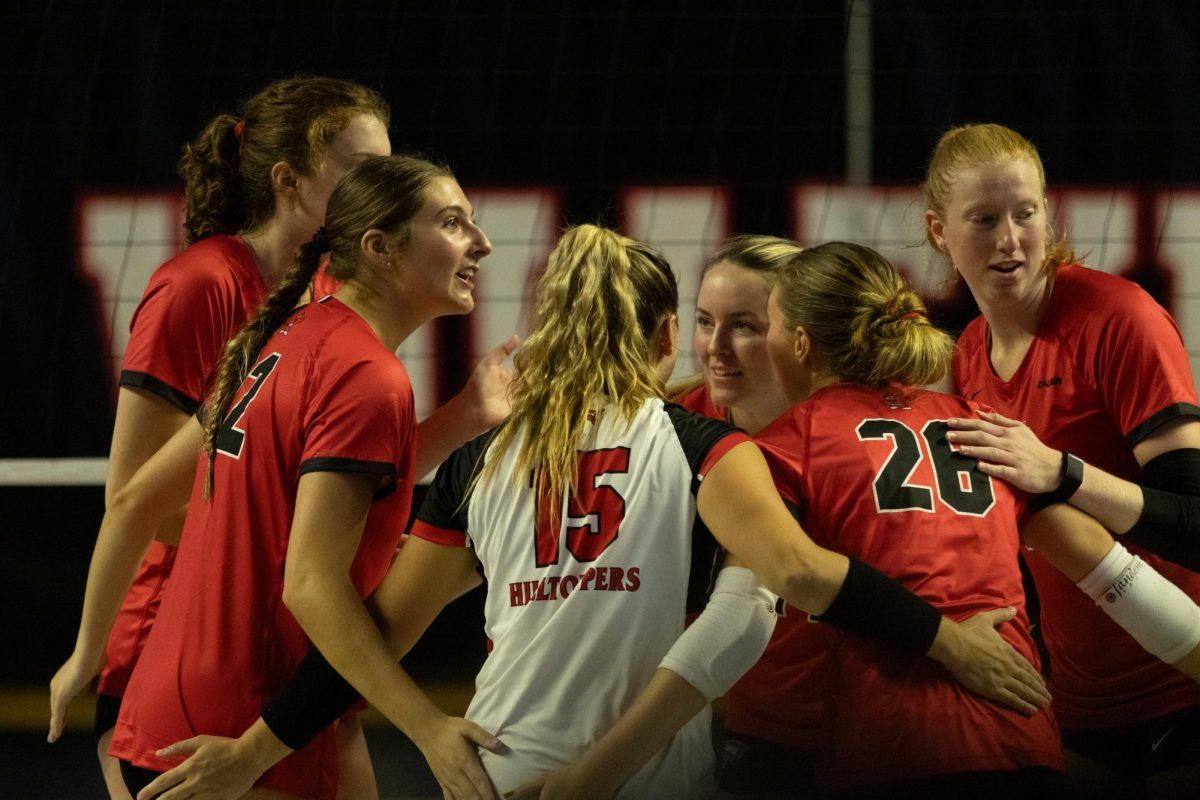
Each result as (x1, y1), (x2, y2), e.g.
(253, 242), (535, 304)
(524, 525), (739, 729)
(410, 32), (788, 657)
(1028, 451), (1084, 513)
(261, 646), (362, 751)
(815, 557), (942, 655)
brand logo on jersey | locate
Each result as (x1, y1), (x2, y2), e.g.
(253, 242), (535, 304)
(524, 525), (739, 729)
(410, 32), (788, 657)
(508, 566), (641, 607)
(279, 311), (306, 336)
(1036, 376), (1062, 389)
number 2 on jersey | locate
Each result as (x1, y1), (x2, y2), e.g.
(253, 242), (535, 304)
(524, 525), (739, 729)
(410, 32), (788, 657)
(216, 353), (281, 459)
(857, 418), (995, 516)
(534, 447), (630, 566)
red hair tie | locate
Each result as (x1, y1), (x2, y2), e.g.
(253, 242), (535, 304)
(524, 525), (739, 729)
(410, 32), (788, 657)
(898, 310), (926, 322)
(233, 119), (246, 140)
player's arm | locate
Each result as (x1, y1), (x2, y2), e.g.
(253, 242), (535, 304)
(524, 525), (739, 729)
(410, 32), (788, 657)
(509, 555), (776, 800)
(49, 416), (204, 743)
(698, 441), (1052, 716)
(106, 386), (192, 545)
(945, 411), (1200, 571)
(135, 482), (497, 800)
(1021, 502), (1200, 682)
(414, 335), (517, 476)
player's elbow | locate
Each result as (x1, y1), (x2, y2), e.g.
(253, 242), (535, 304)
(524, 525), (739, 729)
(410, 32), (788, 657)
(281, 564), (325, 625)
(771, 540), (831, 614)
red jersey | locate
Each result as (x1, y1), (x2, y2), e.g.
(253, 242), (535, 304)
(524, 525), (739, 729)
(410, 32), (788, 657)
(954, 264), (1200, 730)
(101, 235), (267, 696)
(676, 383), (831, 748)
(110, 297), (415, 800)
(757, 384), (1062, 788)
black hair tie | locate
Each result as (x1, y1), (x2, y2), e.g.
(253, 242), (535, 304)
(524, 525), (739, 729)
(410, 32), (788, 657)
(312, 226), (331, 253)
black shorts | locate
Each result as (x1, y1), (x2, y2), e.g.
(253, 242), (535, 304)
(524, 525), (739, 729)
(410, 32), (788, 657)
(714, 724), (820, 796)
(1062, 703), (1200, 779)
(120, 759), (164, 798)
(94, 693), (123, 740)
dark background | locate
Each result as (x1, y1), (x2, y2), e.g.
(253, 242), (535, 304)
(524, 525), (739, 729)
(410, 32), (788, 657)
(3, 0), (1200, 687)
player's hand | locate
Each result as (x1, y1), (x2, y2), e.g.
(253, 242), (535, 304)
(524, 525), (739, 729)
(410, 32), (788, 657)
(507, 764), (616, 800)
(48, 647), (105, 743)
(462, 335), (519, 431)
(929, 608), (1052, 716)
(409, 712), (503, 800)
(135, 734), (266, 800)
(945, 411), (1062, 494)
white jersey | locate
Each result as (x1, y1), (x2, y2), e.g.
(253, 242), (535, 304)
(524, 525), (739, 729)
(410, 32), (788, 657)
(411, 398), (748, 798)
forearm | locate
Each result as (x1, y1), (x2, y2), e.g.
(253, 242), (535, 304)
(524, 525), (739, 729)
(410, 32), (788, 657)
(73, 510), (160, 657)
(569, 669), (708, 797)
(1066, 462), (1144, 535)
(415, 392), (485, 478)
(287, 576), (446, 741)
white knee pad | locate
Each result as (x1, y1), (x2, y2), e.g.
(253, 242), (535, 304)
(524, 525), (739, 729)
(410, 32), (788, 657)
(1077, 542), (1200, 663)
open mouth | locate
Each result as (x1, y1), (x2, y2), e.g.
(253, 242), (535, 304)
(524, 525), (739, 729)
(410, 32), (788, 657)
(709, 367), (743, 379)
(456, 266), (478, 288)
(989, 260), (1021, 275)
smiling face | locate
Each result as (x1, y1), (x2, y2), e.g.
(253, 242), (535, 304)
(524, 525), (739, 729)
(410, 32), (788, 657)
(296, 113), (392, 231)
(693, 260), (789, 431)
(394, 176), (492, 316)
(926, 158), (1049, 318)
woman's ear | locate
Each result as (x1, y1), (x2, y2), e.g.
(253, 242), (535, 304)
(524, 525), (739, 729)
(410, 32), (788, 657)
(359, 228), (392, 266)
(792, 325), (813, 366)
(925, 209), (948, 253)
(270, 161), (302, 208)
(657, 313), (679, 359)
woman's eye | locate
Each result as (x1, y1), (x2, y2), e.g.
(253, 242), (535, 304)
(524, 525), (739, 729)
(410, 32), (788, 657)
(444, 217), (460, 230)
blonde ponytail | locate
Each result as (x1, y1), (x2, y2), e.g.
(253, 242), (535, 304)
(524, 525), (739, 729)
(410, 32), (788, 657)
(775, 242), (953, 388)
(479, 224), (678, 504)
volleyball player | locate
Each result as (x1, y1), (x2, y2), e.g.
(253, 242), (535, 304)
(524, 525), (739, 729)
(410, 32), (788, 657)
(757, 241), (1200, 798)
(85, 155), (504, 800)
(138, 225), (1056, 800)
(675, 235), (828, 796)
(48, 79), (514, 799)
(925, 123), (1200, 794)
(47, 75), (392, 800)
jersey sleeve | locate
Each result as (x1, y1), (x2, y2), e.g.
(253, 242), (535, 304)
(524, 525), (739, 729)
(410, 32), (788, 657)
(299, 359), (415, 500)
(411, 428), (499, 547)
(665, 404), (751, 494)
(1091, 287), (1200, 446)
(120, 267), (233, 413)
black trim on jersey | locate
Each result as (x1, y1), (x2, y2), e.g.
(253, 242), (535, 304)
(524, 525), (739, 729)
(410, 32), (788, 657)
(665, 404), (744, 495)
(299, 457), (398, 502)
(1125, 403), (1200, 447)
(118, 370), (200, 415)
(686, 515), (724, 614)
(416, 425), (503, 537)
(261, 647), (360, 751)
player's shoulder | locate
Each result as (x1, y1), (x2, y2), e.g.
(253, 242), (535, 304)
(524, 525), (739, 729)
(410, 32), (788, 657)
(955, 314), (988, 357)
(1051, 263), (1163, 326)
(303, 300), (408, 388)
(663, 400), (739, 441)
(148, 235), (255, 294)
(673, 382), (725, 420)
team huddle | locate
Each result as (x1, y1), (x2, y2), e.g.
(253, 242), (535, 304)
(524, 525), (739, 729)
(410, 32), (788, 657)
(45, 76), (1200, 800)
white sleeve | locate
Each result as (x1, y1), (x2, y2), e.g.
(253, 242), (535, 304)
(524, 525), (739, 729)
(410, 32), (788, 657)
(658, 566), (778, 701)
